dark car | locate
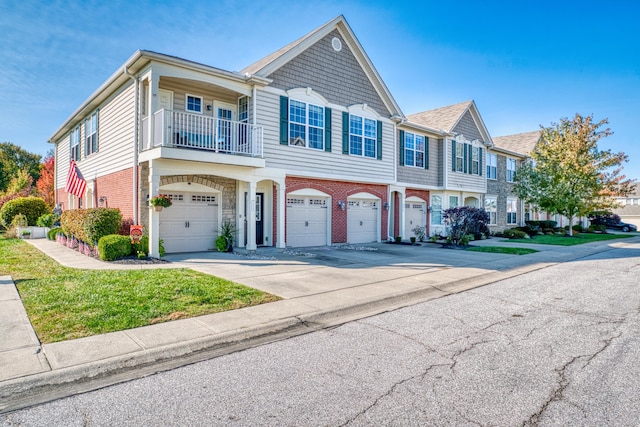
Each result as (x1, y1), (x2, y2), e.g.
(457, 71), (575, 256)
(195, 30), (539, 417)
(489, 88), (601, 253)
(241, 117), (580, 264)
(590, 216), (637, 232)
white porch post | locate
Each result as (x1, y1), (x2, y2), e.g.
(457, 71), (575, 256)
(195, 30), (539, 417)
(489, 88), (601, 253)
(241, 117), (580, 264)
(246, 180), (257, 252)
(148, 71), (159, 149)
(148, 161), (160, 258)
(398, 191), (406, 240)
(276, 180), (286, 248)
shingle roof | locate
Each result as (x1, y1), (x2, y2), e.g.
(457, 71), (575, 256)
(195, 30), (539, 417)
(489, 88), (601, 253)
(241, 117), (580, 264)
(492, 130), (541, 156)
(241, 19), (329, 76)
(406, 101), (473, 133)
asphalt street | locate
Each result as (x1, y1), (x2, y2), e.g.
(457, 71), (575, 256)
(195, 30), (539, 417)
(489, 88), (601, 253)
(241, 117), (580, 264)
(2, 242), (639, 426)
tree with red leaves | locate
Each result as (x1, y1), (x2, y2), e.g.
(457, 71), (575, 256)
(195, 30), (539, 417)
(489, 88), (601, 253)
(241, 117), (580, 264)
(37, 155), (55, 207)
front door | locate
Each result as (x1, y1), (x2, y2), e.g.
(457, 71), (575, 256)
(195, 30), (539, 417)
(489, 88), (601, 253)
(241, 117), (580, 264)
(244, 192), (264, 246)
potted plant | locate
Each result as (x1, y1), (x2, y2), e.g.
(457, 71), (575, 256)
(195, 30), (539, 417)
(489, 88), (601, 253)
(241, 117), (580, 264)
(216, 220), (236, 252)
(150, 194), (172, 211)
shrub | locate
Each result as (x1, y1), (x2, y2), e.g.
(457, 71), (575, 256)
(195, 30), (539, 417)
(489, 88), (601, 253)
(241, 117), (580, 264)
(60, 208), (122, 244)
(48, 227), (62, 240)
(443, 206), (490, 245)
(216, 235), (229, 252)
(130, 235), (149, 256)
(503, 228), (528, 239)
(84, 208), (122, 244)
(11, 213), (28, 227)
(0, 196), (49, 228)
(526, 220), (557, 230)
(589, 224), (606, 232)
(411, 225), (426, 242)
(98, 234), (131, 261)
(36, 212), (60, 228)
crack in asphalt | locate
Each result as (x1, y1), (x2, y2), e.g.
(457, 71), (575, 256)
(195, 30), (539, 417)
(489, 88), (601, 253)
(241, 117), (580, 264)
(339, 363), (450, 426)
(522, 323), (626, 426)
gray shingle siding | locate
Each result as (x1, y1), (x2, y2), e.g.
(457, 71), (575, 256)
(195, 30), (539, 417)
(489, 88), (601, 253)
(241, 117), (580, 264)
(452, 111), (483, 142)
(267, 30), (391, 118)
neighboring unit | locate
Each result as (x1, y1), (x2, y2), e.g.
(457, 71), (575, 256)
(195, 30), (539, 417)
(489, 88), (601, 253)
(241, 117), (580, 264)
(405, 101), (492, 236)
(611, 187), (640, 228)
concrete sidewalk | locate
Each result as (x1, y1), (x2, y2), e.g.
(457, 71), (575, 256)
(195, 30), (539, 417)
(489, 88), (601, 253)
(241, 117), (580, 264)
(2, 235), (639, 413)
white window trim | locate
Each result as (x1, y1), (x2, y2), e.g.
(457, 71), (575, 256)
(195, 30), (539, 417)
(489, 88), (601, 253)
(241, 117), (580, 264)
(507, 158), (517, 182)
(70, 126), (81, 161)
(485, 197), (497, 225)
(288, 98), (325, 150)
(185, 94), (203, 114)
(431, 195), (443, 225)
(85, 111), (98, 157)
(349, 114), (377, 158)
(449, 195), (459, 208)
(404, 131), (425, 168)
(486, 152), (497, 180)
(455, 143), (464, 172)
(507, 198), (518, 225)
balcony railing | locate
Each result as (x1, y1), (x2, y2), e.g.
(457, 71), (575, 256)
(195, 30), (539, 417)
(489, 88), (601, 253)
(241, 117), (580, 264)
(141, 109), (263, 157)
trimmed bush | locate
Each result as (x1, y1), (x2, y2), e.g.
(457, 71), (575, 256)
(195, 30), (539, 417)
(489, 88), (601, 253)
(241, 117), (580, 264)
(0, 196), (49, 229)
(526, 220), (557, 230)
(60, 208), (122, 244)
(98, 234), (131, 261)
(503, 228), (528, 239)
(48, 227), (62, 240)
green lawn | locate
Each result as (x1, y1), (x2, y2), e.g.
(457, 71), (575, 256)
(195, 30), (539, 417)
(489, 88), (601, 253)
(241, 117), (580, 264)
(467, 246), (538, 255)
(0, 237), (279, 343)
(504, 232), (634, 246)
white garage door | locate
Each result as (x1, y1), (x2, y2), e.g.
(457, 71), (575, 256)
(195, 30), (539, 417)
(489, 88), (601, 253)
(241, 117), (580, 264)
(159, 192), (219, 253)
(286, 196), (328, 247)
(347, 198), (379, 244)
(404, 202), (426, 239)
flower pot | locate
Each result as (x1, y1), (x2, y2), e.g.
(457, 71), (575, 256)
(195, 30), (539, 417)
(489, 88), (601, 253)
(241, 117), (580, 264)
(154, 206), (163, 212)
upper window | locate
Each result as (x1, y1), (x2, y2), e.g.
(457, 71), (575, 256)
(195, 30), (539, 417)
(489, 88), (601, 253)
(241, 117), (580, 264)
(85, 112), (98, 156)
(70, 126), (81, 161)
(404, 132), (425, 168)
(186, 94), (203, 113)
(289, 99), (324, 150)
(455, 142), (464, 172)
(507, 158), (517, 182)
(486, 153), (497, 180)
(471, 146), (480, 175)
(238, 96), (248, 123)
(349, 115), (377, 158)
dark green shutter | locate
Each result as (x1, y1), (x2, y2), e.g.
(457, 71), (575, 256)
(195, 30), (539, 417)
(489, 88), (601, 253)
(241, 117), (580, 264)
(279, 96), (288, 145)
(342, 112), (349, 154)
(463, 143), (468, 174)
(452, 140), (456, 171)
(468, 145), (473, 174)
(478, 147), (483, 176)
(424, 136), (429, 169)
(376, 120), (383, 160)
(399, 130), (405, 166)
(324, 107), (332, 152)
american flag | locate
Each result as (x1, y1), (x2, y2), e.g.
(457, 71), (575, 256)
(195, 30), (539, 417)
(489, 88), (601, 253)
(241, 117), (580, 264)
(65, 159), (87, 199)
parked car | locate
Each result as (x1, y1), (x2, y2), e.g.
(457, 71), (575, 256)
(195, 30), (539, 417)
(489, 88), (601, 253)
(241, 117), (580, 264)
(589, 214), (637, 232)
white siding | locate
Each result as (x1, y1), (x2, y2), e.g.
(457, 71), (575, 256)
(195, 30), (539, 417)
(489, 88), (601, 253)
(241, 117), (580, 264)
(55, 134), (71, 189)
(258, 90), (395, 182)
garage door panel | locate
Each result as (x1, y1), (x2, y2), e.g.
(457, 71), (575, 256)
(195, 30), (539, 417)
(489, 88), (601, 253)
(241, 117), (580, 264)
(160, 192), (218, 253)
(347, 198), (379, 244)
(404, 202), (426, 239)
(286, 197), (328, 247)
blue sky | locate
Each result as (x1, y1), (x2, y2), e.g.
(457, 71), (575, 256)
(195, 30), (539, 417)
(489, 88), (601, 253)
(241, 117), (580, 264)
(1, 0), (639, 179)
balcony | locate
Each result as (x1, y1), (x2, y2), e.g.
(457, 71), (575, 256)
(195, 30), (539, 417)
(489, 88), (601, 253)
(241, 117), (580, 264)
(141, 109), (263, 158)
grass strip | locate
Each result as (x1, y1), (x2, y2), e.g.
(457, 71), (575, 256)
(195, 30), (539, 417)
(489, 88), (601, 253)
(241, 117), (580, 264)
(0, 237), (279, 343)
(503, 232), (634, 246)
(467, 246), (538, 255)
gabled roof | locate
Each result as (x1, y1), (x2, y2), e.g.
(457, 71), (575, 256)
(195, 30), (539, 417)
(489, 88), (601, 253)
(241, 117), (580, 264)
(406, 100), (492, 145)
(406, 100), (472, 133)
(492, 130), (541, 156)
(242, 15), (403, 119)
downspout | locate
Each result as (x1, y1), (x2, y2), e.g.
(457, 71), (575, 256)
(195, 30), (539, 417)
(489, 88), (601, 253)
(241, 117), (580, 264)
(124, 66), (139, 225)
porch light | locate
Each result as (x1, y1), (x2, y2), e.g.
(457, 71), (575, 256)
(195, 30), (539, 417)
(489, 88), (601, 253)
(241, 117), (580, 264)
(383, 202), (390, 210)
(337, 200), (346, 210)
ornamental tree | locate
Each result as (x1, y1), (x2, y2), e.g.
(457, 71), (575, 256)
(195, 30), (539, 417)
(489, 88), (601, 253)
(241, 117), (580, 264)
(514, 114), (635, 236)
